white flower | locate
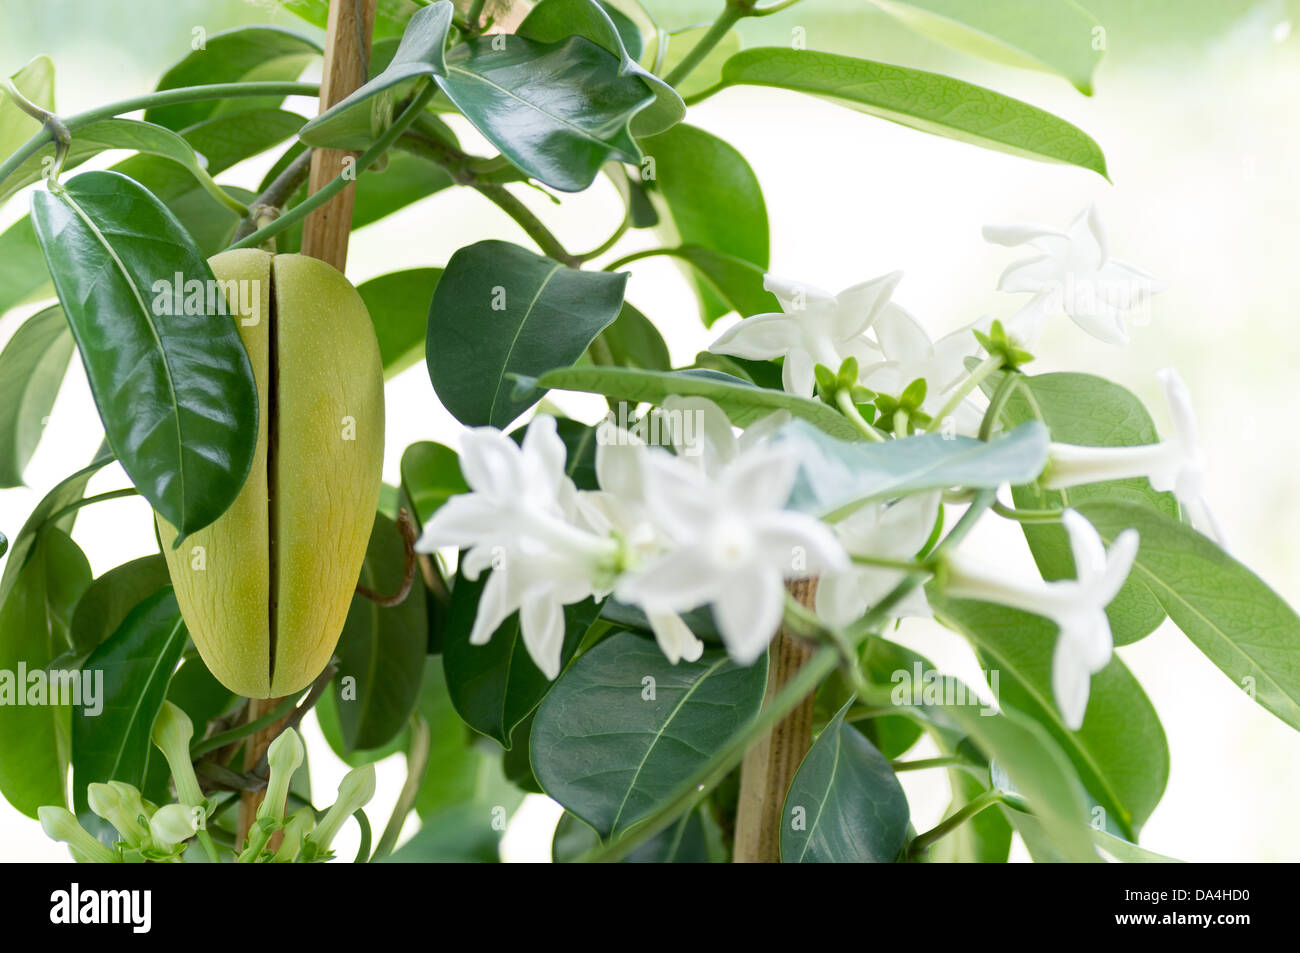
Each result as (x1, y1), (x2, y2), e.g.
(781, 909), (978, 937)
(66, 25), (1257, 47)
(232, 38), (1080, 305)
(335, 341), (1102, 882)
(709, 271), (902, 398)
(1042, 368), (1225, 545)
(942, 509), (1139, 730)
(984, 203), (1165, 346)
(816, 492), (940, 627)
(859, 304), (985, 434)
(417, 415), (619, 679)
(615, 441), (850, 665)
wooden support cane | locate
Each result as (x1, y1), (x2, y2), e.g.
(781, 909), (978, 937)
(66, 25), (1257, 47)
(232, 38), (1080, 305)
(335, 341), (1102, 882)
(732, 578), (819, 862)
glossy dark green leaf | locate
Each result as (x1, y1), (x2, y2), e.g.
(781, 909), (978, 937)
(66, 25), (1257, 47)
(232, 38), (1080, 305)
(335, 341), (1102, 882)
(0, 305), (73, 487)
(931, 595), (1169, 837)
(709, 49), (1107, 177)
(316, 688), (411, 768)
(0, 528), (89, 817)
(518, 0), (684, 137)
(1079, 499), (1300, 733)
(62, 555), (170, 669)
(30, 171), (259, 543)
(782, 700), (909, 862)
(300, 3), (453, 149)
(992, 371), (1176, 645)
(357, 268), (442, 378)
(439, 35), (653, 192)
(443, 567), (601, 747)
(863, 0), (1104, 94)
(333, 513), (429, 753)
(601, 301), (671, 371)
(399, 440), (468, 529)
(552, 807), (710, 862)
(71, 589), (187, 817)
(0, 449), (112, 609)
(538, 366), (862, 441)
(145, 26), (321, 130)
(532, 630), (768, 837)
(638, 123), (769, 324)
(773, 418), (1049, 517)
(427, 240), (626, 428)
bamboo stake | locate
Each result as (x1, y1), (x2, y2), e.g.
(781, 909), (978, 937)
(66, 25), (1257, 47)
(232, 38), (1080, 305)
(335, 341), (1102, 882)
(732, 578), (819, 863)
(236, 0), (378, 848)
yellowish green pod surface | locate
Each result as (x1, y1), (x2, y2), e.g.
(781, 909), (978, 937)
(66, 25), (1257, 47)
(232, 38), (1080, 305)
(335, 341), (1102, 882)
(156, 250), (384, 698)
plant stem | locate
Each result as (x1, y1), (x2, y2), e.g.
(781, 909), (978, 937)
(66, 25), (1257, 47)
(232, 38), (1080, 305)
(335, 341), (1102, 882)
(664, 4), (745, 87)
(908, 789), (1003, 855)
(352, 810), (373, 863)
(45, 487), (139, 525)
(229, 80), (436, 250)
(925, 354), (1002, 434)
(232, 148), (315, 242)
(992, 500), (1064, 523)
(575, 212), (630, 262)
(474, 181), (578, 265)
(371, 714), (431, 861)
(979, 367), (1021, 441)
(849, 552), (934, 573)
(891, 755), (968, 772)
(190, 694), (300, 758)
(836, 390), (887, 442)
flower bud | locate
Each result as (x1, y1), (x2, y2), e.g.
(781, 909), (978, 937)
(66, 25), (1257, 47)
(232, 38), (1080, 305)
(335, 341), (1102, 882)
(304, 764), (376, 856)
(272, 806), (316, 863)
(151, 701), (204, 808)
(148, 803), (201, 854)
(86, 781), (152, 848)
(38, 806), (120, 863)
(257, 728), (305, 825)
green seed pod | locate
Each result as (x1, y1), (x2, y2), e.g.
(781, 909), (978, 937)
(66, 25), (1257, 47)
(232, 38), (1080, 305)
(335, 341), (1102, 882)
(156, 250), (384, 698)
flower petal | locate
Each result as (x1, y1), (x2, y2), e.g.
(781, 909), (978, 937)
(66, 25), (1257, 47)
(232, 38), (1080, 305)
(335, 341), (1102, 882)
(709, 313), (799, 360)
(519, 587), (566, 679)
(830, 270), (903, 339)
(712, 567), (786, 665)
(647, 611), (705, 664)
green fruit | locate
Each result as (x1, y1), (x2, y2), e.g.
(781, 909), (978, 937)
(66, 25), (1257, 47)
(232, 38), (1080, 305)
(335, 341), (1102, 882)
(156, 250), (384, 698)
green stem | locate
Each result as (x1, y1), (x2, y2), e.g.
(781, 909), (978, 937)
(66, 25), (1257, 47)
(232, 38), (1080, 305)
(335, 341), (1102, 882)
(473, 181), (577, 265)
(352, 810), (373, 864)
(664, 5), (745, 87)
(979, 367), (1021, 441)
(893, 408), (909, 438)
(891, 755), (968, 772)
(575, 212), (630, 262)
(836, 389), (887, 442)
(371, 715), (431, 861)
(908, 789), (1003, 855)
(925, 354), (1002, 434)
(229, 81), (435, 250)
(602, 247), (664, 272)
(992, 500), (1064, 524)
(850, 552), (934, 573)
(45, 487), (138, 525)
(189, 693), (300, 758)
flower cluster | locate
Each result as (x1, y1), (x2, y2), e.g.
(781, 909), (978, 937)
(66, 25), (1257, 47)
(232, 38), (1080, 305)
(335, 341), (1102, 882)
(422, 204), (1218, 732)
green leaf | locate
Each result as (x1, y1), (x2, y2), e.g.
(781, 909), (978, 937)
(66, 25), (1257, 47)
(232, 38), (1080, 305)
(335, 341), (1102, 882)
(651, 245), (778, 320)
(773, 418), (1049, 517)
(855, 637), (924, 759)
(782, 700), (910, 862)
(30, 171), (259, 543)
(145, 26), (322, 130)
(1, 119), (229, 207)
(332, 513), (429, 753)
(925, 695), (1098, 861)
(518, 0), (685, 136)
(385, 802), (508, 862)
(399, 440), (468, 529)
(357, 268), (441, 378)
(0, 56), (54, 161)
(532, 630), (768, 838)
(0, 449), (113, 610)
(63, 555), (171, 669)
(993, 371), (1177, 645)
(316, 689), (410, 768)
(538, 366), (862, 442)
(0, 528), (89, 817)
(931, 596), (1169, 837)
(1078, 500), (1300, 733)
(0, 217), (52, 316)
(601, 301), (671, 371)
(439, 34), (653, 192)
(71, 589), (187, 818)
(353, 151), (455, 229)
(414, 657), (502, 817)
(0, 305), (73, 487)
(1091, 827), (1184, 863)
(638, 123), (769, 324)
(710, 49), (1107, 178)
(552, 807), (710, 862)
(443, 567), (601, 748)
(427, 240), (627, 428)
(863, 0), (1104, 94)
(300, 3), (452, 149)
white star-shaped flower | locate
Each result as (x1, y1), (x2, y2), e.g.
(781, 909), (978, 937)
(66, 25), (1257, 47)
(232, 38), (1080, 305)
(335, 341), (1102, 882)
(984, 203), (1165, 346)
(709, 271), (902, 398)
(942, 509), (1139, 730)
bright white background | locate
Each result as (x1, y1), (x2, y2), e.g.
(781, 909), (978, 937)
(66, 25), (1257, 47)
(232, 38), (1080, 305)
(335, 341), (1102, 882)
(2, 0), (1300, 861)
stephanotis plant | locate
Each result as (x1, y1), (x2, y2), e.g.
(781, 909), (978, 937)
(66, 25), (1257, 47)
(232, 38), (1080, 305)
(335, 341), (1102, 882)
(0, 0), (1296, 866)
